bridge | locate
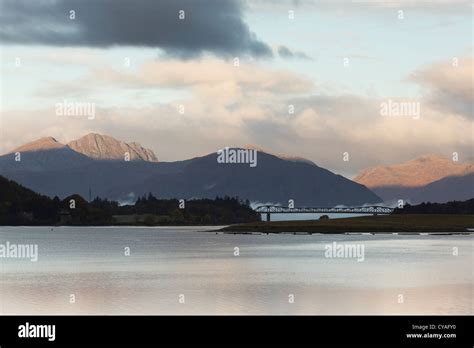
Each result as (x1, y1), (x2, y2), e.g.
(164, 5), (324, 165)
(254, 205), (394, 221)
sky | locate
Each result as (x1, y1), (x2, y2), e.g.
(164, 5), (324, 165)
(0, 0), (472, 177)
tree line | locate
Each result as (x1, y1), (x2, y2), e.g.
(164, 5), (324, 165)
(393, 199), (474, 214)
(0, 175), (260, 225)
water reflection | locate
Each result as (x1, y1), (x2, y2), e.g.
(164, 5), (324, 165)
(0, 226), (472, 314)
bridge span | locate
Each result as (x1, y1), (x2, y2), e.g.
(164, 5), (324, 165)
(254, 205), (394, 222)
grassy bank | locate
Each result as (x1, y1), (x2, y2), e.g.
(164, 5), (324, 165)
(220, 214), (474, 233)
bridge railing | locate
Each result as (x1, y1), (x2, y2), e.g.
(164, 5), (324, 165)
(254, 205), (394, 214)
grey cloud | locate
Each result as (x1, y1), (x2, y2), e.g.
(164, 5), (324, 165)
(277, 46), (293, 58)
(410, 57), (473, 120)
(247, 0), (471, 16)
(288, 95), (378, 119)
(277, 45), (311, 60)
(0, 0), (272, 58)
(424, 90), (473, 120)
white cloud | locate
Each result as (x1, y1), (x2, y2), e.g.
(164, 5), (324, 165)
(1, 55), (472, 178)
(410, 56), (473, 119)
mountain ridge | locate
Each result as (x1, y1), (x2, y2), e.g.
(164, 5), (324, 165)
(354, 154), (474, 188)
(4, 133), (159, 162)
(8, 136), (65, 154)
(4, 134), (472, 205)
(0, 135), (381, 206)
(67, 133), (158, 162)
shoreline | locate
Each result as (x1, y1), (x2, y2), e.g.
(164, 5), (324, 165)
(218, 231), (474, 235)
(2, 214), (474, 235)
(219, 214), (474, 234)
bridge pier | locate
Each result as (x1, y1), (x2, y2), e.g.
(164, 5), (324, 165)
(266, 213), (271, 222)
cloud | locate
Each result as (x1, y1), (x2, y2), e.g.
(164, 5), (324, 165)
(3, 91), (471, 178)
(2, 51), (472, 178)
(277, 45), (311, 60)
(265, 94), (472, 175)
(410, 56), (473, 119)
(0, 0), (272, 58)
(84, 58), (315, 98)
(355, 0), (471, 11)
(246, 0), (472, 14)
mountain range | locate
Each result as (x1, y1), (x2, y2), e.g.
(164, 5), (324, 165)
(7, 134), (158, 163)
(354, 155), (474, 204)
(67, 133), (158, 162)
(1, 133), (472, 206)
(0, 133), (380, 206)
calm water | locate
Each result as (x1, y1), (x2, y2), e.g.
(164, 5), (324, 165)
(0, 226), (472, 315)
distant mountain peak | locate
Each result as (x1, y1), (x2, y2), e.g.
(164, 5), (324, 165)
(45, 136), (59, 143)
(82, 132), (108, 139)
(67, 133), (158, 162)
(354, 154), (474, 188)
(409, 153), (449, 163)
(9, 136), (65, 154)
(240, 144), (316, 165)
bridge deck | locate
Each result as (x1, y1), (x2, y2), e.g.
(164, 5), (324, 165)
(254, 205), (394, 215)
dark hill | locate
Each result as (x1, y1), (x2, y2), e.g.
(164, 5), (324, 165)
(0, 139), (382, 206)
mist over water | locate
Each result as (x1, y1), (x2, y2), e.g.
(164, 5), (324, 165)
(0, 226), (472, 315)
